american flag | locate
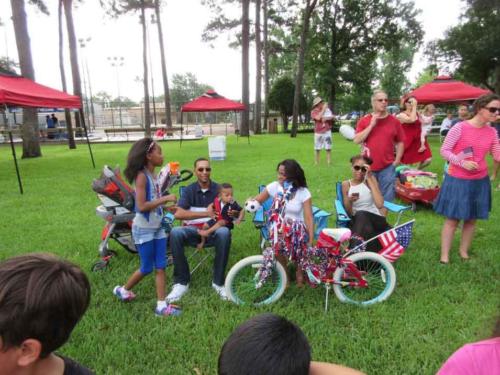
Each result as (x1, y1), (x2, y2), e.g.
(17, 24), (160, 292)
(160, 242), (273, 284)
(458, 146), (474, 162)
(378, 220), (414, 262)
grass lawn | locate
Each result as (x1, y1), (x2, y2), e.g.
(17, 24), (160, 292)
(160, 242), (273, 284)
(0, 134), (499, 375)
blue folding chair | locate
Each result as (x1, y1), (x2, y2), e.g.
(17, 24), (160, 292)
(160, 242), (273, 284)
(334, 181), (411, 228)
(253, 185), (332, 248)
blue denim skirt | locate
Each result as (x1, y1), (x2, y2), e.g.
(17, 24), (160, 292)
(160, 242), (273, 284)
(434, 175), (491, 220)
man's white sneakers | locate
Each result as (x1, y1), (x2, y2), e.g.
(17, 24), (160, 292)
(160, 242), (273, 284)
(212, 282), (228, 301)
(166, 283), (189, 303)
(166, 282), (228, 302)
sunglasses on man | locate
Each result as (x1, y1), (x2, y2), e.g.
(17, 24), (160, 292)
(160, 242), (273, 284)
(197, 167), (212, 172)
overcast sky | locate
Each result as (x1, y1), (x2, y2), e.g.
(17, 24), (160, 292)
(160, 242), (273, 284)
(1, 0), (465, 102)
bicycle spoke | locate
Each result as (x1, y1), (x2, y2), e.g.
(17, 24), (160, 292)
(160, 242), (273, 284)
(230, 261), (284, 305)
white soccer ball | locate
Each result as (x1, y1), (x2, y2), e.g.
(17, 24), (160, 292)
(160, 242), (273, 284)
(245, 199), (261, 213)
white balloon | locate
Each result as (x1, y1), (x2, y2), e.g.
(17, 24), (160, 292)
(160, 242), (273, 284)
(339, 125), (355, 141)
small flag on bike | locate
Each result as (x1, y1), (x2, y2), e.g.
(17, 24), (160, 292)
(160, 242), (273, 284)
(378, 220), (414, 262)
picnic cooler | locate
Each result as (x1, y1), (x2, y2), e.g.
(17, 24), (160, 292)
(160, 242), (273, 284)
(208, 136), (226, 161)
(395, 166), (440, 207)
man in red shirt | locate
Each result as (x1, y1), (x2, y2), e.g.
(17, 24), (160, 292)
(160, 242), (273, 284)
(311, 97), (334, 165)
(354, 89), (404, 202)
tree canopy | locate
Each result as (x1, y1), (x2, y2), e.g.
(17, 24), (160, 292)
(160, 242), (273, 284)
(169, 72), (213, 110)
(427, 0), (500, 93)
(268, 76), (307, 130)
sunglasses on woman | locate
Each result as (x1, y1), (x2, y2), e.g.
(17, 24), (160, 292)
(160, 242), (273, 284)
(353, 165), (367, 172)
(485, 106), (500, 114)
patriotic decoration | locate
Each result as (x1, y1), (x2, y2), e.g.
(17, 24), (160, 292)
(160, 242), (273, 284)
(258, 182), (308, 286)
(378, 220), (414, 262)
(457, 146), (474, 162)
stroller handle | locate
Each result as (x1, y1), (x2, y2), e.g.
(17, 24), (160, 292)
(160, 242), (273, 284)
(103, 165), (115, 178)
(178, 169), (193, 182)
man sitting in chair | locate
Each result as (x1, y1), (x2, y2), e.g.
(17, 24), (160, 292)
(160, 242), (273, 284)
(166, 158), (233, 302)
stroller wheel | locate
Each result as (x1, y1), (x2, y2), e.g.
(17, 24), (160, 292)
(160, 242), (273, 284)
(92, 259), (109, 272)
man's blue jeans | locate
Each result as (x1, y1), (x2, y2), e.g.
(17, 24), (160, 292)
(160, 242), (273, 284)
(169, 225), (231, 286)
(373, 164), (396, 202)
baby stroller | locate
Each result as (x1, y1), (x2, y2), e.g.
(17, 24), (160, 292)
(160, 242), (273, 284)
(395, 166), (440, 211)
(91, 163), (193, 271)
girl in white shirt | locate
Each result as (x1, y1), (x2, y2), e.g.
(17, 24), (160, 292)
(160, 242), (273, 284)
(252, 159), (314, 287)
(341, 155), (391, 251)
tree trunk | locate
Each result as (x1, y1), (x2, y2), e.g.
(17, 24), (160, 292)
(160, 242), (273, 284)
(63, 0), (80, 145)
(141, 0), (151, 135)
(58, 0), (76, 149)
(263, 0), (269, 131)
(328, 0), (339, 107)
(240, 0), (250, 137)
(282, 114), (288, 132)
(154, 0), (172, 128)
(254, 0), (262, 134)
(291, 0), (317, 138)
(10, 0), (41, 158)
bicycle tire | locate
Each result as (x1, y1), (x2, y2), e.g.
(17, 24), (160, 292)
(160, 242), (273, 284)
(333, 251), (396, 306)
(225, 255), (287, 306)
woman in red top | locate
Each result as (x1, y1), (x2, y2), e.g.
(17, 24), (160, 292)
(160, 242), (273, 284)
(397, 97), (432, 169)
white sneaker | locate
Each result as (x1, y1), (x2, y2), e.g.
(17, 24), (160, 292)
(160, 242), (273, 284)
(212, 282), (228, 301)
(166, 283), (189, 303)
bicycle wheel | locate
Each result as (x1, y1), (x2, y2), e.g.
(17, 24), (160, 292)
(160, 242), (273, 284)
(225, 255), (287, 306)
(333, 252), (396, 306)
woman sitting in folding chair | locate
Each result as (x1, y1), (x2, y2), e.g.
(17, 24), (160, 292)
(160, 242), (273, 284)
(341, 155), (391, 251)
(251, 159), (314, 287)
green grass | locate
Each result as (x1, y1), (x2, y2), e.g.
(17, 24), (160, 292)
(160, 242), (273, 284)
(1, 134), (499, 375)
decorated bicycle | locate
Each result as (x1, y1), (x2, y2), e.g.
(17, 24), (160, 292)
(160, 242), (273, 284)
(225, 182), (415, 310)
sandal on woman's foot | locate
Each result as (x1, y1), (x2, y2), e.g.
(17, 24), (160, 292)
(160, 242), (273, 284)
(439, 260), (449, 265)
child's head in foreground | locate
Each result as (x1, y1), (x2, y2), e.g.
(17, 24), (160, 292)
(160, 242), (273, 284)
(0, 253), (90, 371)
(218, 313), (311, 375)
(219, 183), (235, 204)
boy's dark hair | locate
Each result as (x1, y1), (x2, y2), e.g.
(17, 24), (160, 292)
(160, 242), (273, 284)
(124, 137), (156, 183)
(277, 159), (307, 188)
(218, 313), (311, 375)
(194, 157), (209, 168)
(219, 183), (233, 191)
(0, 253), (91, 358)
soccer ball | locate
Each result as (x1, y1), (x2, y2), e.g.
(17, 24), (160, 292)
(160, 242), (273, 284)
(245, 199), (261, 213)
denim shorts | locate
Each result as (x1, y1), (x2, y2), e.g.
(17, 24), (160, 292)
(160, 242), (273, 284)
(373, 164), (396, 202)
(132, 225), (166, 245)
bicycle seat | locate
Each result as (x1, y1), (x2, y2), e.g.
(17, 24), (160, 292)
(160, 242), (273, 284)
(321, 228), (351, 243)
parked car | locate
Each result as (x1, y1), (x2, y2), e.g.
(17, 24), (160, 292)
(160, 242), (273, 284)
(387, 105), (400, 115)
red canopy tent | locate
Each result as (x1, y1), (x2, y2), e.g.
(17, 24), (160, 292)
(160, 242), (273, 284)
(404, 76), (491, 104)
(1, 72), (92, 194)
(181, 90), (245, 112)
(0, 74), (81, 108)
(180, 90), (247, 145)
